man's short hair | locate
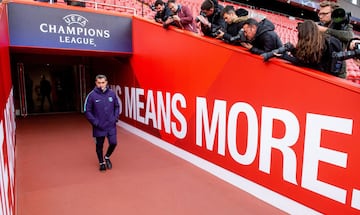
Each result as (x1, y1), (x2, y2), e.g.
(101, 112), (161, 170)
(243, 18), (258, 27)
(154, 0), (164, 7)
(201, 0), (214, 11)
(236, 8), (248, 17)
(221, 5), (235, 17)
(95, 74), (107, 81)
(319, 1), (339, 10)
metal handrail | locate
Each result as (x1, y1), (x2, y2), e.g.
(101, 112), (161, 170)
(60, 0), (137, 15)
(87, 0), (136, 15)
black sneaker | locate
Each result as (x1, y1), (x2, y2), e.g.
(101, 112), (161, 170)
(105, 158), (112, 170)
(99, 163), (106, 171)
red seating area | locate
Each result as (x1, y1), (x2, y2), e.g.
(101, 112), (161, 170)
(346, 60), (360, 84)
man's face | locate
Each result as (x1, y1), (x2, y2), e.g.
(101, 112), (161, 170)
(155, 4), (164, 13)
(95, 78), (107, 91)
(168, 2), (177, 13)
(202, 8), (214, 17)
(243, 24), (256, 41)
(223, 12), (234, 24)
(318, 6), (332, 24)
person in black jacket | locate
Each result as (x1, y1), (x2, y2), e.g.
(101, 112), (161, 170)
(154, 0), (172, 24)
(216, 6), (248, 45)
(196, 0), (225, 38)
(241, 18), (283, 55)
(281, 20), (344, 78)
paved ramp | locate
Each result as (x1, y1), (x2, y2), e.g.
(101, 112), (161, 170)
(15, 113), (287, 215)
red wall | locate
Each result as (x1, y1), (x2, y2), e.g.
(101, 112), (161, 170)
(113, 17), (360, 214)
(0, 3), (16, 215)
(0, 4), (12, 105)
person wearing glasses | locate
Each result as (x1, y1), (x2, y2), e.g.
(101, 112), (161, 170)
(317, 1), (354, 78)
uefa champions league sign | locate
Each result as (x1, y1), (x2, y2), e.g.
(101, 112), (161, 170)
(7, 3), (132, 53)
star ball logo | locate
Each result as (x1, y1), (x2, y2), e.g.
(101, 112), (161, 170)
(39, 13), (111, 47)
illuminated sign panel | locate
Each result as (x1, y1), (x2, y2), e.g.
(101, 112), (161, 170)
(8, 3), (132, 53)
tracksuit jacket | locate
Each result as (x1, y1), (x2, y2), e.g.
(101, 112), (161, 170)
(84, 87), (120, 137)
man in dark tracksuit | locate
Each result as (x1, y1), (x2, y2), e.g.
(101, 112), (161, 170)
(84, 74), (120, 171)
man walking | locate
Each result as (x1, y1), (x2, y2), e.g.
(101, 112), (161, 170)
(84, 74), (120, 171)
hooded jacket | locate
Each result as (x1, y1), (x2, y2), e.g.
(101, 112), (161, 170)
(84, 87), (120, 137)
(249, 19), (283, 55)
(222, 16), (247, 45)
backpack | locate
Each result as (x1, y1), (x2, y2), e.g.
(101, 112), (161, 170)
(326, 36), (343, 75)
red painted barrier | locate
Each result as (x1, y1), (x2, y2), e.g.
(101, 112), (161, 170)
(0, 4), (16, 215)
(113, 17), (360, 214)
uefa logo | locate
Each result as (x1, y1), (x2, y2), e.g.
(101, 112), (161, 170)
(62, 14), (88, 27)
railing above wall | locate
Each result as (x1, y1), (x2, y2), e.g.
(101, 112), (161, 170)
(82, 0), (136, 15)
(15, 0), (137, 16)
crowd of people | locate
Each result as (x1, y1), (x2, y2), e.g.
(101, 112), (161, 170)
(152, 0), (359, 79)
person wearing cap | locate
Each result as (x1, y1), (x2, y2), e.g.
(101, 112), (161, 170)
(216, 5), (248, 45)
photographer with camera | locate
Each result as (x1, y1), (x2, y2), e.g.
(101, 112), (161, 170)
(196, 0), (225, 38)
(317, 1), (354, 50)
(162, 0), (198, 33)
(214, 6), (249, 45)
(153, 0), (172, 24)
(276, 20), (344, 78)
(241, 18), (282, 55)
(317, 1), (354, 78)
